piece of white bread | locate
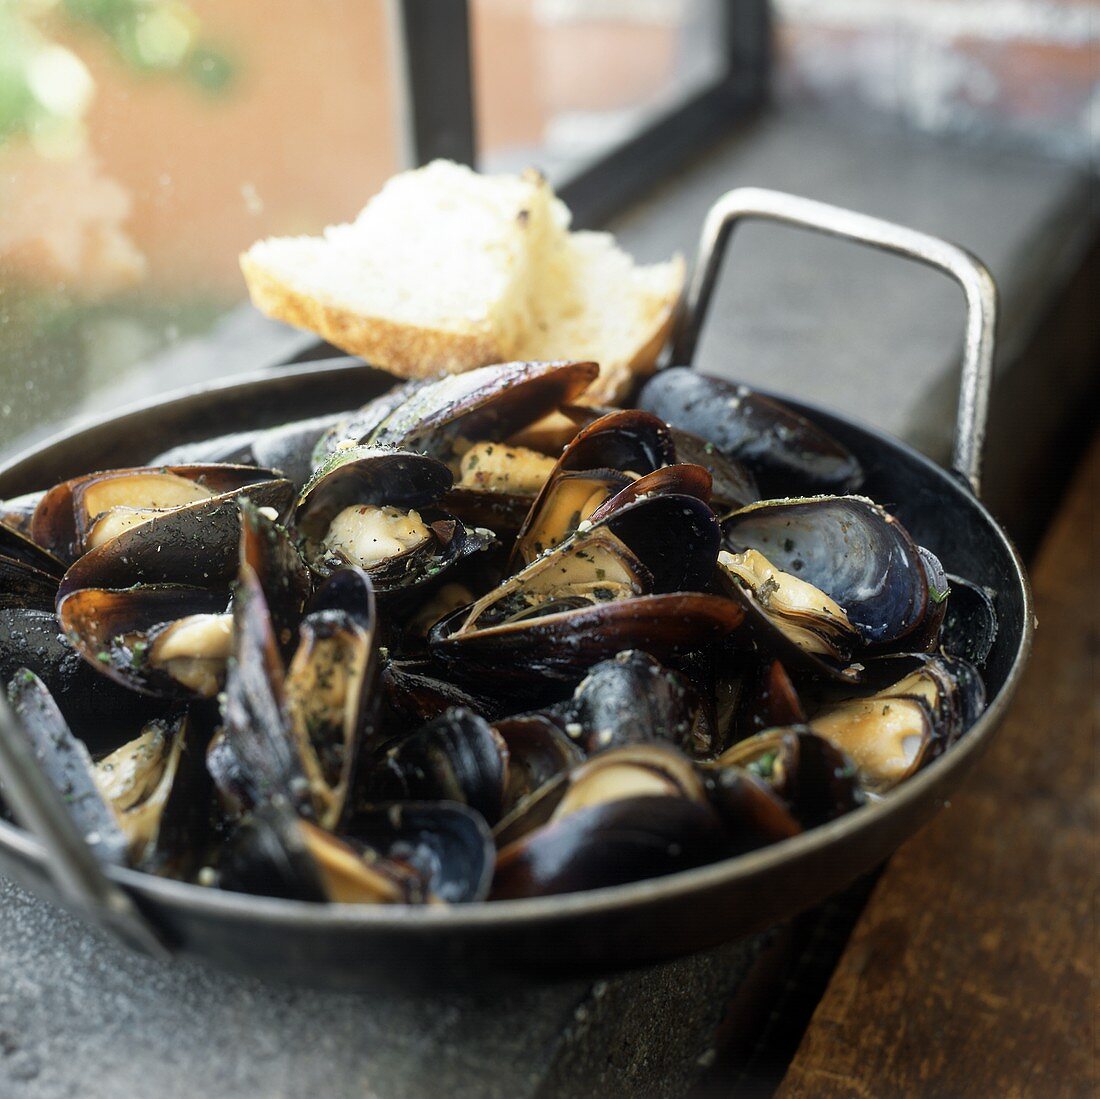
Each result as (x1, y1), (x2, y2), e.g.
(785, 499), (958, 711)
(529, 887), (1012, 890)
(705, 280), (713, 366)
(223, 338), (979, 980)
(241, 160), (683, 401)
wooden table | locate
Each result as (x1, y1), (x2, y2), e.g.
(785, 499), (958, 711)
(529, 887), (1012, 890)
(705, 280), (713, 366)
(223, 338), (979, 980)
(774, 432), (1100, 1098)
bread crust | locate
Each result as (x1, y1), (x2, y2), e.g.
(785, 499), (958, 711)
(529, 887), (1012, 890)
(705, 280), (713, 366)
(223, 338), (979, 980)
(240, 254), (506, 379)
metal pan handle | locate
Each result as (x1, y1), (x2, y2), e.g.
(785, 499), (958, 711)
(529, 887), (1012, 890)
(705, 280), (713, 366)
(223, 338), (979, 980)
(0, 691), (171, 958)
(670, 187), (997, 497)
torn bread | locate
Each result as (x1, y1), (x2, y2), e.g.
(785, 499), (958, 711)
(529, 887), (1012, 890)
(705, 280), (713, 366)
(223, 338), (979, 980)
(241, 160), (683, 401)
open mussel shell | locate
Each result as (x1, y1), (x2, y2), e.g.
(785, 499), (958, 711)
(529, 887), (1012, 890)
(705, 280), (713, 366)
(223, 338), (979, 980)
(4, 670), (207, 869)
(318, 360), (600, 464)
(493, 713), (584, 811)
(345, 801), (495, 904)
(0, 609), (165, 748)
(722, 495), (930, 649)
(491, 795), (728, 901)
(280, 568), (381, 830)
(711, 726), (865, 826)
(586, 464), (713, 525)
(57, 584), (232, 699)
(638, 368), (864, 495)
(434, 591), (745, 698)
(31, 464), (291, 563)
(363, 706), (509, 826)
(493, 742), (706, 850)
(558, 404), (760, 514)
(726, 658), (807, 745)
(218, 805), (423, 904)
(563, 650), (696, 755)
(703, 768), (803, 855)
(0, 521), (65, 578)
(432, 491), (736, 694)
(940, 574), (998, 667)
(509, 407), (681, 565)
(295, 446), (453, 541)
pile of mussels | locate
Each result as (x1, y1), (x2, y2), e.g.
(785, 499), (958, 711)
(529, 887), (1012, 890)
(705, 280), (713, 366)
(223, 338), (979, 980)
(0, 362), (998, 905)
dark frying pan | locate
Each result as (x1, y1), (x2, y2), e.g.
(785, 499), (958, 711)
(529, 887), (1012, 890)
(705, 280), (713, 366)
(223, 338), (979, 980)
(0, 189), (1032, 989)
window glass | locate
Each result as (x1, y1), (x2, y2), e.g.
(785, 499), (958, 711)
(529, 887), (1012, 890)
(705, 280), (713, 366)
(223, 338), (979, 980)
(473, 0), (727, 179)
(1, 0), (398, 457)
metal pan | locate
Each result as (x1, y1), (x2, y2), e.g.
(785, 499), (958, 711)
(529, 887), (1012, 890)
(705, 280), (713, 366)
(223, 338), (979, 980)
(0, 189), (1032, 989)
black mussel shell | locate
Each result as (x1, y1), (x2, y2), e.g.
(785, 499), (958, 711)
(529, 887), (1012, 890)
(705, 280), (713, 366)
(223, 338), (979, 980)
(345, 801), (494, 903)
(713, 727), (865, 826)
(295, 446), (453, 542)
(940, 575), (998, 667)
(666, 427), (760, 512)
(222, 566), (313, 817)
(563, 650), (695, 754)
(363, 707), (509, 825)
(0, 608), (164, 749)
(4, 669), (129, 864)
(722, 495), (928, 648)
(335, 360), (599, 461)
(380, 660), (501, 727)
(0, 555), (58, 613)
(703, 768), (803, 854)
(432, 592), (745, 698)
(491, 795), (729, 900)
(32, 464), (291, 563)
(0, 521), (65, 578)
(57, 584), (231, 698)
(218, 805), (422, 904)
(493, 713), (584, 810)
(638, 369), (863, 495)
(150, 429), (257, 468)
(248, 412), (347, 488)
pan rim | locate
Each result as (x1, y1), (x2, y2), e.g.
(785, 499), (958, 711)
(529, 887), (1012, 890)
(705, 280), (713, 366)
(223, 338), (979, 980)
(0, 358), (1034, 932)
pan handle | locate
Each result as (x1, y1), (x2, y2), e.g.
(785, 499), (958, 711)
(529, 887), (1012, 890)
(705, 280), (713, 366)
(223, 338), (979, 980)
(670, 187), (998, 497)
(0, 691), (171, 959)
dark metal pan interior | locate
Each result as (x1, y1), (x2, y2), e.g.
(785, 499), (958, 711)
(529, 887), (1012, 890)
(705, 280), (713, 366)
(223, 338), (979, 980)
(0, 360), (1032, 990)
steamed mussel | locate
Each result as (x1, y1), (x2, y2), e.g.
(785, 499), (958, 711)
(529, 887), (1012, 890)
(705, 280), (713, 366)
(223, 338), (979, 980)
(0, 359), (995, 908)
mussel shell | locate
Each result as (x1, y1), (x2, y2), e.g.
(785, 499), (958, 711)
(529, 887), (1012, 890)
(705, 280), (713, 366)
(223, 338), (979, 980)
(32, 464), (290, 562)
(722, 495), (928, 647)
(601, 492), (723, 594)
(439, 486), (535, 540)
(730, 658), (807, 742)
(703, 768), (803, 854)
(221, 566), (313, 818)
(345, 801), (495, 903)
(667, 427), (760, 512)
(0, 556), (58, 613)
(491, 795), (729, 900)
(343, 360), (599, 460)
(0, 608), (164, 749)
(940, 574), (998, 667)
(217, 807), (328, 902)
(57, 584), (230, 698)
(364, 707), (509, 825)
(638, 369), (864, 495)
(564, 650), (695, 754)
(4, 669), (129, 864)
(294, 446), (453, 541)
(586, 464), (713, 525)
(432, 592), (745, 697)
(150, 430), (257, 468)
(712, 727), (865, 827)
(0, 521), (65, 578)
(57, 485), (294, 598)
(283, 568), (379, 829)
(493, 713), (584, 810)
(248, 412), (347, 488)
(0, 491), (44, 536)
(380, 660), (501, 727)
(557, 409), (675, 476)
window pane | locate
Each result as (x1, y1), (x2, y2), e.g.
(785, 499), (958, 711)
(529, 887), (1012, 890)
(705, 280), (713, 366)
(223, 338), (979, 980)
(473, 0), (727, 179)
(1, 0), (398, 456)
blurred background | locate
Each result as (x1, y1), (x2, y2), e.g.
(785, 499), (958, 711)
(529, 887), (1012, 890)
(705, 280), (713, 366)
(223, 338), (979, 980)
(0, 0), (1095, 452)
